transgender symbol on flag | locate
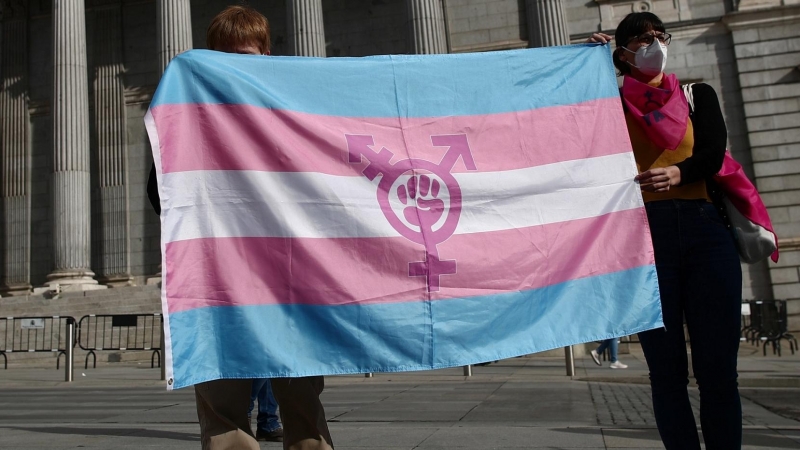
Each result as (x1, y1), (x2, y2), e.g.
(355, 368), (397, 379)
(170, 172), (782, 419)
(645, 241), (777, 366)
(346, 134), (477, 291)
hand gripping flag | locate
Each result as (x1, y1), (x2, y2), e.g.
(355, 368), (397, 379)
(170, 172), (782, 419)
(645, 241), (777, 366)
(146, 44), (663, 389)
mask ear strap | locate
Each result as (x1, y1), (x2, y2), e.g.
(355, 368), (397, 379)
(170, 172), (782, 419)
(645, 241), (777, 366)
(616, 47), (638, 69)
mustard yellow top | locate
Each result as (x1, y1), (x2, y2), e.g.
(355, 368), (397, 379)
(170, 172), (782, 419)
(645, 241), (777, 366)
(625, 111), (710, 203)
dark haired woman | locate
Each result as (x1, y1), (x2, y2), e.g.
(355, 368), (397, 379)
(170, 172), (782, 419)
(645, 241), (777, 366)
(589, 12), (742, 450)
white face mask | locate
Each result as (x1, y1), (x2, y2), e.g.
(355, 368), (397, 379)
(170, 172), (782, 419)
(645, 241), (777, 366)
(624, 40), (668, 76)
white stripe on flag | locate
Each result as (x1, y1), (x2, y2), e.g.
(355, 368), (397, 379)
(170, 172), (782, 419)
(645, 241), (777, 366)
(160, 152), (643, 243)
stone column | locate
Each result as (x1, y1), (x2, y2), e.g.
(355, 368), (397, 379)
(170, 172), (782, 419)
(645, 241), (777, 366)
(48, 0), (103, 290)
(157, 0), (193, 73)
(92, 2), (132, 287)
(525, 0), (570, 48)
(287, 0), (327, 57)
(0, 2), (31, 295)
(406, 0), (447, 54)
(151, 0), (192, 284)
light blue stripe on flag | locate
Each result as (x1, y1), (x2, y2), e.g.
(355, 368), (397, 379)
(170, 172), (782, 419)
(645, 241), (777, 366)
(150, 44), (618, 118)
(167, 265), (661, 389)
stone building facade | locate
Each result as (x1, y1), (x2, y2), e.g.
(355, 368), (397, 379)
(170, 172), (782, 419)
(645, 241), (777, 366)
(0, 0), (798, 329)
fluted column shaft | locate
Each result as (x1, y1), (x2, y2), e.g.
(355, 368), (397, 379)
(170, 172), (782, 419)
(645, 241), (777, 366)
(92, 3), (132, 286)
(406, 0), (447, 54)
(49, 0), (96, 285)
(0, 8), (31, 295)
(526, 0), (570, 48)
(287, 0), (327, 57)
(152, 0), (192, 283)
(157, 0), (193, 73)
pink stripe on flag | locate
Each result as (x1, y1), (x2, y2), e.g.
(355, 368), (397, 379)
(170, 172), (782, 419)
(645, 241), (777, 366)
(165, 208), (653, 313)
(151, 98), (630, 176)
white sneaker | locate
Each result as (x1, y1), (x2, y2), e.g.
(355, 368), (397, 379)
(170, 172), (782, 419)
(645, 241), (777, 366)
(590, 350), (602, 366)
(609, 361), (628, 369)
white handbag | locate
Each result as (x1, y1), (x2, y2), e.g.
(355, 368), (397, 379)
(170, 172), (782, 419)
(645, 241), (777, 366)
(683, 84), (778, 264)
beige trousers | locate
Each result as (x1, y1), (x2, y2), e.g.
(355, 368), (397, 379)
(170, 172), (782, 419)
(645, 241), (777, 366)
(195, 376), (334, 450)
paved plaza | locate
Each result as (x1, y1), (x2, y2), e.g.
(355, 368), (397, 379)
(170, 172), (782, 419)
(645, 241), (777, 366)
(0, 345), (798, 449)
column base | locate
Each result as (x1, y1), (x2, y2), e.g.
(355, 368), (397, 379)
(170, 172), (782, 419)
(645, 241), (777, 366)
(146, 264), (162, 285)
(33, 284), (109, 295)
(97, 275), (134, 288)
(44, 270), (108, 292)
(0, 284), (33, 297)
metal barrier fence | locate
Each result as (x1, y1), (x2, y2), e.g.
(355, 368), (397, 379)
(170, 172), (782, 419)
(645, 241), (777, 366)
(77, 314), (163, 369)
(742, 300), (797, 356)
(0, 316), (77, 370)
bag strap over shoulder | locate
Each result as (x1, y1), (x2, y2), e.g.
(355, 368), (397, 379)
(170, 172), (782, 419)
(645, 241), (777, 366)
(682, 83), (695, 114)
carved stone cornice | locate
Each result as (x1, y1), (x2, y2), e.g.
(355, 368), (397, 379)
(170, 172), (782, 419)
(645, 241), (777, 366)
(667, 21), (727, 40)
(778, 237), (800, 252)
(593, 0), (692, 32)
(723, 3), (800, 29)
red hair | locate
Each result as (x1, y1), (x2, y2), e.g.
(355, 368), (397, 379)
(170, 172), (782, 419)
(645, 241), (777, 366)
(207, 5), (270, 54)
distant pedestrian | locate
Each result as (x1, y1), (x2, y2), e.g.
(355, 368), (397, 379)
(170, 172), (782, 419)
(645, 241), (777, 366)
(590, 339), (628, 369)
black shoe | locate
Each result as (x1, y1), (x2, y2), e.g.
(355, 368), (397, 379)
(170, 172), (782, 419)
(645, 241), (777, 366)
(256, 428), (284, 442)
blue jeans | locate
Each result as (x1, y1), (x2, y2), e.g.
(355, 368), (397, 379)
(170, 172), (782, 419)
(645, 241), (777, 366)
(638, 200), (742, 450)
(249, 379), (281, 433)
(596, 338), (619, 362)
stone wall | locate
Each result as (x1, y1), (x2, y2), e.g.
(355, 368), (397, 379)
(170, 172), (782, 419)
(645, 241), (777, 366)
(446, 0), (527, 52)
(725, 3), (800, 331)
(667, 22), (775, 301)
(324, 0), (407, 56)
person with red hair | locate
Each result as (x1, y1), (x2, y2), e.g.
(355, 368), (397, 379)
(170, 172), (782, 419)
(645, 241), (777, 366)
(148, 6), (334, 450)
(205, 4), (271, 55)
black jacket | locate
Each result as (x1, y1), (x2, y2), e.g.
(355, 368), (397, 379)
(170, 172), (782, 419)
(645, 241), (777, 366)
(677, 83), (728, 185)
(147, 164), (160, 216)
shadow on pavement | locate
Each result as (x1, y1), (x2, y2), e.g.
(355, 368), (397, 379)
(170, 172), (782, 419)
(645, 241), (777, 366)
(740, 429), (800, 449)
(596, 427), (800, 449)
(740, 388), (800, 422)
(1, 426), (198, 442)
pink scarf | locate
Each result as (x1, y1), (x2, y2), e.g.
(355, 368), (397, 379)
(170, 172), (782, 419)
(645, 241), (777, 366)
(621, 74), (689, 150)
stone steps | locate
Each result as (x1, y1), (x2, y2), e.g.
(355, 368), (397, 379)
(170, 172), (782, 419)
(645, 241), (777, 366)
(1, 286), (161, 317)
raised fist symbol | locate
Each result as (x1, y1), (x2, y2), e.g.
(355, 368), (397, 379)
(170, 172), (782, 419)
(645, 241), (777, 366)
(397, 174), (445, 229)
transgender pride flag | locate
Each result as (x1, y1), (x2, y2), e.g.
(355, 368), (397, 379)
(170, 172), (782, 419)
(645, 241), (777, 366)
(146, 44), (663, 389)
